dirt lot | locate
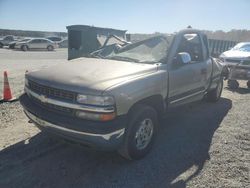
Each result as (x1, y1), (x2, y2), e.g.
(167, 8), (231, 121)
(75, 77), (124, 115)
(0, 48), (67, 98)
(0, 49), (249, 188)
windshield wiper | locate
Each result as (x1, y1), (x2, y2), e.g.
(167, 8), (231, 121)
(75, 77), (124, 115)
(105, 56), (139, 63)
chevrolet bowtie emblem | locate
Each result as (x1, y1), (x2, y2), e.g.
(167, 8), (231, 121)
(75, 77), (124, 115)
(39, 95), (48, 103)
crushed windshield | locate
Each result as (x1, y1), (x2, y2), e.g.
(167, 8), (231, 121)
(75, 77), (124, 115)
(94, 36), (172, 64)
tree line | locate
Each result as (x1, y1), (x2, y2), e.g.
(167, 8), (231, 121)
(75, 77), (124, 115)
(130, 29), (250, 42)
(0, 29), (67, 38)
(1, 28), (250, 42)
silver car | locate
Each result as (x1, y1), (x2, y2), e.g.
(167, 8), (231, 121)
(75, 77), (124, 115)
(220, 42), (250, 89)
(15, 38), (58, 51)
(220, 42), (250, 65)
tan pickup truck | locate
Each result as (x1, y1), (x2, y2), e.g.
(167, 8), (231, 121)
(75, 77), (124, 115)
(20, 29), (225, 160)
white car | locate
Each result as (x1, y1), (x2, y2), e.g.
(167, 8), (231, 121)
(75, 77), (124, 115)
(220, 42), (250, 65)
(15, 38), (58, 51)
(219, 42), (250, 89)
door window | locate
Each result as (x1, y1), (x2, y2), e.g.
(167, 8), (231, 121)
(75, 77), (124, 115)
(177, 33), (204, 62)
(31, 39), (40, 43)
(40, 39), (47, 43)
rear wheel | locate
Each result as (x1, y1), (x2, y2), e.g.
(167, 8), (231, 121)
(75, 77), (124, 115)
(21, 45), (28, 51)
(0, 43), (3, 48)
(247, 81), (250, 88)
(118, 104), (158, 160)
(228, 80), (239, 90)
(47, 45), (54, 51)
(206, 77), (223, 102)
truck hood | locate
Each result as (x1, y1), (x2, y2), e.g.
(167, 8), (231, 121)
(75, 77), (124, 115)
(27, 57), (158, 94)
(221, 50), (250, 59)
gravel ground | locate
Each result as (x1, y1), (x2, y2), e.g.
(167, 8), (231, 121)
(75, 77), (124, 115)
(0, 49), (249, 188)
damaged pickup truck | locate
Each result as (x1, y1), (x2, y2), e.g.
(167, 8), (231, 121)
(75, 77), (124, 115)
(20, 29), (225, 160)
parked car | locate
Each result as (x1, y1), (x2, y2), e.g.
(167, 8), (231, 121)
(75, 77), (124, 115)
(15, 38), (58, 51)
(219, 42), (250, 89)
(0, 35), (16, 48)
(20, 29), (225, 160)
(58, 39), (68, 48)
(9, 38), (31, 49)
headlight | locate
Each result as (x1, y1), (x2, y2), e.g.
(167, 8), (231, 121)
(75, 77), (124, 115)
(219, 53), (225, 62)
(219, 57), (225, 62)
(76, 94), (116, 121)
(76, 94), (115, 106)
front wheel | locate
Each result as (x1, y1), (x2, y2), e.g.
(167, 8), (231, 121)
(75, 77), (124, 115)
(47, 45), (54, 51)
(206, 77), (223, 102)
(21, 45), (28, 51)
(118, 104), (158, 160)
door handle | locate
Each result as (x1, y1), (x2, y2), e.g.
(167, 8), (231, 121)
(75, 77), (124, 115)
(201, 68), (207, 74)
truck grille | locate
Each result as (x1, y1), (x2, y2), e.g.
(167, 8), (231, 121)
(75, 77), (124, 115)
(28, 80), (76, 102)
(30, 95), (74, 115)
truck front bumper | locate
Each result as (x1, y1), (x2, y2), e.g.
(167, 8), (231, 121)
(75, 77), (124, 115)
(20, 94), (127, 150)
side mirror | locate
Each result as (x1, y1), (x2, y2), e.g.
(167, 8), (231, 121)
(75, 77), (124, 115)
(176, 52), (191, 64)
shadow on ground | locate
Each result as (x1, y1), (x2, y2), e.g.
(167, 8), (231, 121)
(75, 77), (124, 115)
(0, 98), (232, 188)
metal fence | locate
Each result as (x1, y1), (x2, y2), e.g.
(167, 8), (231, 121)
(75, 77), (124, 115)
(208, 39), (237, 57)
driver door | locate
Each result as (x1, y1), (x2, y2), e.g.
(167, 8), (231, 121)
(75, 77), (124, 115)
(168, 32), (206, 106)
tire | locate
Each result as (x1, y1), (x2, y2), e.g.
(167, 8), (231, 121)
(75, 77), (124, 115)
(118, 104), (158, 160)
(21, 45), (28, 51)
(0, 43), (3, 48)
(206, 77), (223, 102)
(247, 81), (250, 88)
(228, 80), (239, 90)
(47, 45), (54, 51)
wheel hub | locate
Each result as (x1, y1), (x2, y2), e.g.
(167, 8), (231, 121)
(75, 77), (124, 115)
(135, 118), (154, 150)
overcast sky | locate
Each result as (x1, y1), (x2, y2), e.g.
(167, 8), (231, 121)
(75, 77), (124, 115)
(0, 0), (249, 33)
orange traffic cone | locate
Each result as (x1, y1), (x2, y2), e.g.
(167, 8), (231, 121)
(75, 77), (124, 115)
(1, 71), (16, 102)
